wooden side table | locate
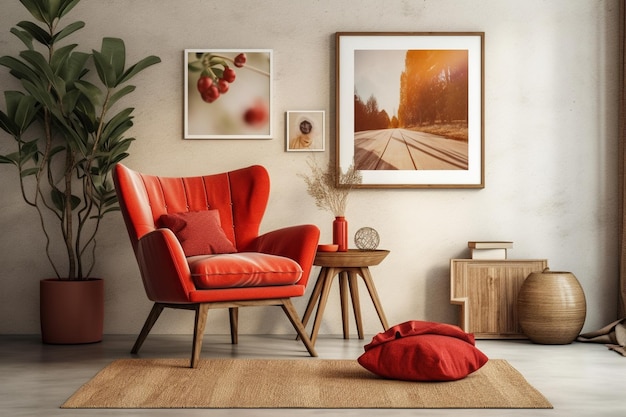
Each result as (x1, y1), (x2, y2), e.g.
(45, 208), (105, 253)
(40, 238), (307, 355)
(302, 249), (390, 345)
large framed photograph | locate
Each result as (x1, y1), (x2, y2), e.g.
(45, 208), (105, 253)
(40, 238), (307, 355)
(286, 110), (325, 152)
(336, 32), (484, 188)
(184, 49), (272, 139)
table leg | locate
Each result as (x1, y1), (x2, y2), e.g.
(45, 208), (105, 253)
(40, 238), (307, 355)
(347, 271), (364, 339)
(360, 267), (390, 330)
(339, 271), (349, 339)
(310, 267), (337, 345)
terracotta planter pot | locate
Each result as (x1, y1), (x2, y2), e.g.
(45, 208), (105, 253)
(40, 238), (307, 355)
(517, 269), (586, 344)
(40, 278), (104, 344)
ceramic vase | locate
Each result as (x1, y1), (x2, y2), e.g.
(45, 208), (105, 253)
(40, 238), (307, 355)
(332, 216), (348, 252)
(517, 268), (586, 344)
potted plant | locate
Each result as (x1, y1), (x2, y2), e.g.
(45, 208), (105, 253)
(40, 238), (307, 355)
(0, 0), (160, 343)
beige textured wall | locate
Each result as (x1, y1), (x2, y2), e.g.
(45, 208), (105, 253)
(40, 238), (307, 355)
(0, 0), (620, 336)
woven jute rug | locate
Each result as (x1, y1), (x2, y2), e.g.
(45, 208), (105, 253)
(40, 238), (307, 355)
(61, 358), (552, 409)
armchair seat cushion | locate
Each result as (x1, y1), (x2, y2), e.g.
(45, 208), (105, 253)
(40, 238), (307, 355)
(189, 252), (303, 289)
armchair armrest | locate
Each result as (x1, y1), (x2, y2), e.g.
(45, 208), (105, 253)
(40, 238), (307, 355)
(245, 224), (320, 287)
(136, 228), (195, 303)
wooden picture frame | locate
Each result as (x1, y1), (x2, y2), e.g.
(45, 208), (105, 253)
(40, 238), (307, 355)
(184, 49), (273, 139)
(336, 32), (484, 188)
(286, 110), (325, 152)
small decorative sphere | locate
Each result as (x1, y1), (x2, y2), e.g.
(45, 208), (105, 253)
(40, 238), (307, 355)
(354, 227), (380, 250)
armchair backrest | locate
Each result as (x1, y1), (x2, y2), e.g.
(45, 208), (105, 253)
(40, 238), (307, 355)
(113, 163), (270, 255)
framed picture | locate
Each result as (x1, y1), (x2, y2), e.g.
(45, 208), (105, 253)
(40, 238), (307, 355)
(184, 49), (273, 139)
(286, 111), (325, 152)
(336, 32), (484, 188)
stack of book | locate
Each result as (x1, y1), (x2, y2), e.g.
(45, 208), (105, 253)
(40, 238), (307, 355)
(468, 241), (513, 259)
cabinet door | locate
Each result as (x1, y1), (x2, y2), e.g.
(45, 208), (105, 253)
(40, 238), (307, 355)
(450, 259), (547, 338)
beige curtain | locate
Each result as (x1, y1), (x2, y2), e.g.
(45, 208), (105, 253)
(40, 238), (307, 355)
(620, 0), (626, 318)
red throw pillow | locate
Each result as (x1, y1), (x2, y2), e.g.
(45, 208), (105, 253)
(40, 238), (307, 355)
(357, 320), (488, 381)
(158, 210), (237, 256)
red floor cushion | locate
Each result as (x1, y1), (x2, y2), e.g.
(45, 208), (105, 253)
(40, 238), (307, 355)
(358, 320), (488, 381)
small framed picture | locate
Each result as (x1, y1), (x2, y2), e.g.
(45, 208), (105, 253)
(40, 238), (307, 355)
(184, 49), (273, 139)
(286, 111), (325, 152)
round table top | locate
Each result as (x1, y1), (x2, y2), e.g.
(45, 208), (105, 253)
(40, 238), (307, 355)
(314, 249), (389, 268)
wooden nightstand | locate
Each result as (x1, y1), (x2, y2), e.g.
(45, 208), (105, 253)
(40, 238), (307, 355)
(450, 259), (548, 338)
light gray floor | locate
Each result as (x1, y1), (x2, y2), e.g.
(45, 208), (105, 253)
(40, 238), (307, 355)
(0, 333), (624, 417)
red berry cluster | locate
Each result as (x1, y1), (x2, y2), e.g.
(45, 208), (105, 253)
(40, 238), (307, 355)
(196, 53), (247, 103)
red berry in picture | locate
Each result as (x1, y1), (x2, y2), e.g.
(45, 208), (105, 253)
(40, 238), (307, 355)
(197, 75), (213, 93)
(243, 100), (268, 126)
(217, 79), (230, 93)
(234, 53), (247, 68)
(201, 85), (220, 103)
(222, 67), (236, 83)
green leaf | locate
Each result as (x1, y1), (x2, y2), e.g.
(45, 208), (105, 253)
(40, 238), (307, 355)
(20, 138), (40, 159)
(109, 137), (133, 155)
(100, 206), (120, 216)
(50, 188), (65, 212)
(105, 85), (135, 110)
(19, 50), (58, 89)
(51, 21), (85, 44)
(0, 110), (19, 137)
(16, 21), (51, 46)
(58, 50), (89, 85)
(58, 0), (82, 19)
(0, 91), (37, 136)
(10, 27), (34, 50)
(18, 0), (48, 24)
(92, 50), (117, 88)
(49, 43), (77, 73)
(43, 0), (63, 23)
(74, 80), (103, 108)
(92, 38), (125, 87)
(20, 167), (40, 177)
(117, 55), (161, 85)
(50, 188), (81, 211)
(73, 96), (97, 132)
(100, 38), (125, 80)
(0, 56), (40, 84)
(61, 88), (81, 115)
(14, 94), (39, 133)
(0, 155), (18, 165)
(21, 80), (56, 115)
(100, 108), (134, 141)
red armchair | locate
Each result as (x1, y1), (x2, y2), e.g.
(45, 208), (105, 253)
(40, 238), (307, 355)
(113, 163), (320, 367)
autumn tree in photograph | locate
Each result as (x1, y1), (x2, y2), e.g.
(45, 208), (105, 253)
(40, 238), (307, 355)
(354, 93), (391, 132)
(398, 50), (468, 133)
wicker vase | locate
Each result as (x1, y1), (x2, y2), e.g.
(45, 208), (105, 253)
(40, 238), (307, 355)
(517, 268), (586, 344)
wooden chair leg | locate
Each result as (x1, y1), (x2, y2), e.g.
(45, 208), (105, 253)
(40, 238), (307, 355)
(191, 304), (209, 368)
(281, 299), (318, 357)
(229, 307), (239, 345)
(131, 303), (164, 354)
(310, 267), (337, 346)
